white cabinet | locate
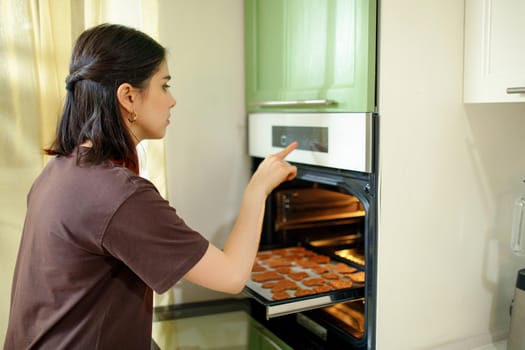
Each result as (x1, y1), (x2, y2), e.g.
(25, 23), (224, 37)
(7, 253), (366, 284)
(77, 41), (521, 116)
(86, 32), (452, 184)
(464, 0), (525, 103)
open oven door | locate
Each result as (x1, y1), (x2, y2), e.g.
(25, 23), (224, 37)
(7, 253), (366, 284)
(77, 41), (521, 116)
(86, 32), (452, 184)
(243, 164), (378, 350)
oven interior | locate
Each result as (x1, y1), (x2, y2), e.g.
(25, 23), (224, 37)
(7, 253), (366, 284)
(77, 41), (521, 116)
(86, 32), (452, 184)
(250, 165), (373, 349)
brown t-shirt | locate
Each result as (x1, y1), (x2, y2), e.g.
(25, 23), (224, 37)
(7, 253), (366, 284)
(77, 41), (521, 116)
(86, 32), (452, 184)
(4, 152), (209, 350)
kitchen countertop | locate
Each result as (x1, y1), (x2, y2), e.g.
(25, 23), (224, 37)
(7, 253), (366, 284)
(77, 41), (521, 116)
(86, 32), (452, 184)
(152, 299), (253, 350)
(153, 300), (510, 350)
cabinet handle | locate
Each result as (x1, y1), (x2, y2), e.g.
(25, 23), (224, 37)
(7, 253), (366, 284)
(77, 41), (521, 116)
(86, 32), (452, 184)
(250, 99), (337, 107)
(506, 87), (525, 94)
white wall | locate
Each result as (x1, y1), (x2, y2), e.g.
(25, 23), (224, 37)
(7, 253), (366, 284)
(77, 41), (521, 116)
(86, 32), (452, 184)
(377, 0), (525, 348)
(158, 0), (249, 304)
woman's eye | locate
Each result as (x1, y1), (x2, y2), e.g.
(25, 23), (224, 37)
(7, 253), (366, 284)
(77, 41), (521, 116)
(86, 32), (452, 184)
(163, 84), (171, 90)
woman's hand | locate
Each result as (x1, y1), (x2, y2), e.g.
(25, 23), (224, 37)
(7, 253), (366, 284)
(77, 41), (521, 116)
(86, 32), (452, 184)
(250, 141), (298, 196)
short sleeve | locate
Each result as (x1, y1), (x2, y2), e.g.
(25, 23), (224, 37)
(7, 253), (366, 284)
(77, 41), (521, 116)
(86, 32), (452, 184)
(102, 179), (209, 294)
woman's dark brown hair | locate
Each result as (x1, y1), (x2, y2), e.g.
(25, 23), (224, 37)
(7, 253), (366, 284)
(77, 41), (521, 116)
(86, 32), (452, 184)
(45, 23), (166, 174)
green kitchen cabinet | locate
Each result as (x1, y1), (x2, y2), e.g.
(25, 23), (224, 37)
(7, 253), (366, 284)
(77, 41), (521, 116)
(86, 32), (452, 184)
(245, 0), (377, 113)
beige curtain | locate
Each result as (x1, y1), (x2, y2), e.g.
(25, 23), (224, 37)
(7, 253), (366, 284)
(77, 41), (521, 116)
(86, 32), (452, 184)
(0, 0), (70, 340)
(30, 0), (73, 163)
(0, 0), (167, 341)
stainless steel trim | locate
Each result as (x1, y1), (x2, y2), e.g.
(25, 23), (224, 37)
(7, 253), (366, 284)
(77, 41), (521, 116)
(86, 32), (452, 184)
(267, 295), (333, 318)
(243, 287), (362, 319)
(250, 99), (337, 107)
(506, 87), (525, 94)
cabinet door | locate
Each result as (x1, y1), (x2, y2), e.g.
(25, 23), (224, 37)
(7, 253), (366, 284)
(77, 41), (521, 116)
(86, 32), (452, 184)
(245, 0), (377, 112)
(464, 0), (525, 103)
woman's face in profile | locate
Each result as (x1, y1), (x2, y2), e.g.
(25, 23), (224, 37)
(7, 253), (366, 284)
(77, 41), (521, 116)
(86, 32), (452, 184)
(132, 60), (176, 141)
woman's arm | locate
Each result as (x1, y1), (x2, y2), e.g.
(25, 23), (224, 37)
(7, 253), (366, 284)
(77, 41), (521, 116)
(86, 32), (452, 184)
(183, 142), (298, 294)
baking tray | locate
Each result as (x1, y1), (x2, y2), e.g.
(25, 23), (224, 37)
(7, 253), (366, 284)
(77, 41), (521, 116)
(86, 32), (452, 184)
(244, 247), (365, 319)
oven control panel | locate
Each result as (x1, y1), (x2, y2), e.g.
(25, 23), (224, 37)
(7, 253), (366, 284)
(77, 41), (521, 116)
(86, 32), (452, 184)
(272, 126), (329, 153)
(249, 113), (373, 173)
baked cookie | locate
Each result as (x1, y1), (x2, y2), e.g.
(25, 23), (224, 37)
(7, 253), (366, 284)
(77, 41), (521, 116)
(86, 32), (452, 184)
(275, 267), (292, 274)
(295, 260), (319, 269)
(312, 266), (330, 274)
(252, 271), (284, 282)
(288, 272), (309, 281)
(332, 263), (357, 274)
(314, 285), (333, 293)
(266, 259), (292, 268)
(310, 254), (330, 263)
(272, 291), (290, 300)
(261, 281), (279, 289)
(347, 271), (365, 283)
(302, 278), (325, 287)
(321, 272), (339, 280)
(328, 279), (353, 289)
(271, 280), (298, 292)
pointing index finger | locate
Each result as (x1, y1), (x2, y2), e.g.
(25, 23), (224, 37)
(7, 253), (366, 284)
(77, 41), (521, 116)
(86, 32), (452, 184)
(275, 141), (298, 159)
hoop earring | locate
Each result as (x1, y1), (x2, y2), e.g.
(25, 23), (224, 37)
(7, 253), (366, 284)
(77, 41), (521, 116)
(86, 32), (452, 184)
(127, 111), (137, 123)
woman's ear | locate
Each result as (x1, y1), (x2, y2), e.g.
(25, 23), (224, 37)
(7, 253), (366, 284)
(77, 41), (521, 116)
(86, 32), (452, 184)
(116, 83), (136, 113)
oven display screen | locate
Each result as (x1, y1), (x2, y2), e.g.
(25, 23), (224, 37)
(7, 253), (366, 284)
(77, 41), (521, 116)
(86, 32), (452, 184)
(272, 126), (328, 153)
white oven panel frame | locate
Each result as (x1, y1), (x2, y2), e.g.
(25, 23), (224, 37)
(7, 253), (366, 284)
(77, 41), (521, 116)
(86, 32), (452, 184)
(248, 113), (373, 173)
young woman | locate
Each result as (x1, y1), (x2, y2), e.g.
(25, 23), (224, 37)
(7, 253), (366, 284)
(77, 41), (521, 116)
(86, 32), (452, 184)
(3, 24), (297, 350)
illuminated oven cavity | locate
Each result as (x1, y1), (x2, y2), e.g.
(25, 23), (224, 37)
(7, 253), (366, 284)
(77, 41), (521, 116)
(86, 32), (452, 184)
(270, 183), (367, 339)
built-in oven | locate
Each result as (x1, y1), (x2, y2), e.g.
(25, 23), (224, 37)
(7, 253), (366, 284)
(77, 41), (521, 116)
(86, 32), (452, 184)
(246, 112), (378, 349)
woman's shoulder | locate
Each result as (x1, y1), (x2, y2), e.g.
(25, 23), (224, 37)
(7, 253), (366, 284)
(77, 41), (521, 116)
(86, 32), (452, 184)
(42, 154), (158, 203)
(92, 161), (159, 197)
